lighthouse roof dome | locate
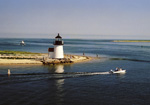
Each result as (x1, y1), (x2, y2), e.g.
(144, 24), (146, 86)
(55, 33), (62, 38)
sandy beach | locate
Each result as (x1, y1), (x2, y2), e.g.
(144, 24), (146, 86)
(65, 55), (93, 63)
(0, 59), (42, 65)
(0, 54), (95, 65)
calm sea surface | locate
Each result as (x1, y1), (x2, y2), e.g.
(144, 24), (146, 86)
(0, 38), (150, 105)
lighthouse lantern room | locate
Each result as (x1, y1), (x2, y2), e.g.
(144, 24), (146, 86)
(48, 33), (64, 59)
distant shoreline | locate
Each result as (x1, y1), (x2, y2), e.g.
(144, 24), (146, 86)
(113, 40), (150, 42)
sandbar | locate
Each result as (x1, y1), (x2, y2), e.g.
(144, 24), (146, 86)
(0, 54), (96, 65)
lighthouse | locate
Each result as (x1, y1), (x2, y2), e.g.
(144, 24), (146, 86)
(48, 33), (64, 59)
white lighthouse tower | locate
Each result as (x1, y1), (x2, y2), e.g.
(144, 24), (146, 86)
(48, 33), (64, 59)
(53, 33), (64, 59)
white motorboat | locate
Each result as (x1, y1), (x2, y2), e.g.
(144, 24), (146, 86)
(20, 40), (25, 45)
(109, 68), (126, 74)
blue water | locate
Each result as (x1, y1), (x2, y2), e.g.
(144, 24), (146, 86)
(0, 38), (150, 105)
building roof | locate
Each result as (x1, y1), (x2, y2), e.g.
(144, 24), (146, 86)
(48, 48), (54, 52)
(55, 33), (62, 38)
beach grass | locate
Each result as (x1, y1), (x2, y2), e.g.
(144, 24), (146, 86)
(0, 50), (40, 54)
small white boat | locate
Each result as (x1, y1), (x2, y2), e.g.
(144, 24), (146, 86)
(20, 40), (25, 45)
(109, 68), (126, 74)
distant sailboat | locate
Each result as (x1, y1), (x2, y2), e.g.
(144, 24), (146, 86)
(20, 40), (25, 46)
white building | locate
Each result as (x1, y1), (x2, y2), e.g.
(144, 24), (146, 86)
(48, 33), (64, 59)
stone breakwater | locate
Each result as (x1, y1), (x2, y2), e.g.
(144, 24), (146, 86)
(42, 55), (92, 65)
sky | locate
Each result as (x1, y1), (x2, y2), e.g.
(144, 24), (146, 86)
(0, 0), (150, 39)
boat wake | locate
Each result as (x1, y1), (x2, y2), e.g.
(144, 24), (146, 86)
(78, 72), (110, 75)
(0, 72), (110, 84)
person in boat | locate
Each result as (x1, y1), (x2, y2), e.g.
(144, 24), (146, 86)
(119, 68), (123, 71)
(115, 67), (122, 71)
(116, 67), (119, 71)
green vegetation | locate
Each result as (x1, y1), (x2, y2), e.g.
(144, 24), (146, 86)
(0, 50), (40, 54)
(113, 40), (150, 42)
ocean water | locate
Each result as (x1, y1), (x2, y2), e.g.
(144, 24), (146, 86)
(0, 38), (150, 105)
